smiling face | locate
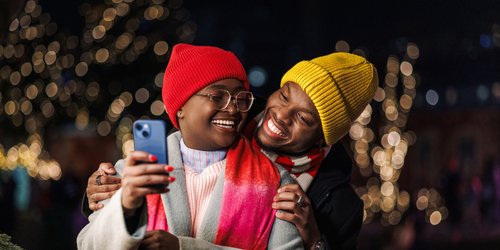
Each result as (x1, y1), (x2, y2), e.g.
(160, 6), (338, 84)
(256, 82), (324, 155)
(178, 78), (249, 151)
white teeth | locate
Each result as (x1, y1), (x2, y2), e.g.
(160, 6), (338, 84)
(212, 119), (235, 128)
(267, 119), (286, 137)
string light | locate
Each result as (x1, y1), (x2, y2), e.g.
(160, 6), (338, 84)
(349, 41), (448, 226)
(1, 0), (187, 180)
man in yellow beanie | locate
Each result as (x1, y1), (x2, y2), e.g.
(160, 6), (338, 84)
(82, 50), (377, 249)
(245, 51), (378, 249)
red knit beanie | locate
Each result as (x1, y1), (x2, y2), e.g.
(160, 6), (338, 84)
(162, 43), (249, 128)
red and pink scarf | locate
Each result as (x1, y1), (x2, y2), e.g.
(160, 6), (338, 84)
(146, 136), (280, 249)
(243, 111), (331, 191)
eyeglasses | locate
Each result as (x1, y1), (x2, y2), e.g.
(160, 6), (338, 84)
(194, 89), (254, 112)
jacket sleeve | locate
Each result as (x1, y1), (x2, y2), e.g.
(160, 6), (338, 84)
(335, 189), (363, 250)
(76, 188), (148, 250)
(321, 184), (363, 250)
(77, 160), (148, 250)
(267, 165), (305, 250)
(81, 192), (92, 218)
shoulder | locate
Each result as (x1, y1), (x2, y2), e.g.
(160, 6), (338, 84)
(275, 163), (297, 186)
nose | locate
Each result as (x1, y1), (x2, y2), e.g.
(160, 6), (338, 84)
(274, 106), (292, 126)
(224, 98), (238, 114)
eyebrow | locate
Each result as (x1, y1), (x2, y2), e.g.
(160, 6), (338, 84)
(205, 84), (245, 92)
(288, 83), (319, 119)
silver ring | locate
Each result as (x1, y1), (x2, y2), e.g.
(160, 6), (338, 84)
(296, 195), (305, 208)
(96, 175), (103, 186)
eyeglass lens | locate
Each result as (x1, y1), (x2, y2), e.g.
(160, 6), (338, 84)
(211, 90), (253, 111)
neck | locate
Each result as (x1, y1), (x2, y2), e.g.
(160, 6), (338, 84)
(180, 138), (227, 174)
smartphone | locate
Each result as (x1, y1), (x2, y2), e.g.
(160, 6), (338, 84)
(133, 119), (168, 189)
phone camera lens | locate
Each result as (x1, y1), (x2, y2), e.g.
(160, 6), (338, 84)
(142, 130), (149, 137)
(135, 123), (143, 131)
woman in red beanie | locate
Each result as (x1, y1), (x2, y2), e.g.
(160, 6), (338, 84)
(77, 44), (303, 250)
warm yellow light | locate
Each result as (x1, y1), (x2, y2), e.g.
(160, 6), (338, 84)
(120, 92), (133, 106)
(76, 109), (89, 130)
(387, 131), (401, 147)
(154, 73), (165, 88)
(335, 40), (350, 52)
(97, 121), (112, 136)
(407, 43), (420, 60)
(10, 71), (21, 85)
(75, 62), (89, 77)
(44, 51), (57, 65)
(429, 211), (442, 225)
(95, 48), (110, 63)
(92, 25), (106, 40)
(381, 196), (395, 212)
(416, 196), (429, 210)
(385, 73), (398, 88)
(21, 62), (33, 76)
(150, 100), (165, 116)
(349, 123), (364, 140)
(154, 41), (169, 56)
(400, 61), (413, 76)
(45, 82), (58, 98)
(386, 56), (399, 74)
(381, 182), (394, 196)
(103, 8), (117, 21)
(388, 210), (402, 225)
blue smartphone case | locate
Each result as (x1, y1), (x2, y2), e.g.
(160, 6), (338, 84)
(133, 119), (168, 164)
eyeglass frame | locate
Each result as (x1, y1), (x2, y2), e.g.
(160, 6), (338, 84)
(194, 89), (255, 112)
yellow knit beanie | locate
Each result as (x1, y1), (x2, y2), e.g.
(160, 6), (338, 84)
(280, 52), (379, 145)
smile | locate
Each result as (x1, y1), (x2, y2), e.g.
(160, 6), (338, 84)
(212, 119), (236, 129)
(267, 119), (286, 137)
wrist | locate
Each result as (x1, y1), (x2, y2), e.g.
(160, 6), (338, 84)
(121, 195), (144, 216)
(311, 238), (326, 250)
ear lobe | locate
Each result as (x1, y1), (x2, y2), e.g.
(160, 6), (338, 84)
(176, 110), (183, 118)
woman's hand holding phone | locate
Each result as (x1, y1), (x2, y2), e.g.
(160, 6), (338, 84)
(121, 150), (174, 213)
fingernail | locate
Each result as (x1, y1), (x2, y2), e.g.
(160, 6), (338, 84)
(149, 155), (158, 162)
(277, 188), (282, 192)
(166, 165), (174, 172)
(168, 176), (176, 182)
(272, 202), (277, 207)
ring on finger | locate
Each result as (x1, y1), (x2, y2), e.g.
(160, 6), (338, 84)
(96, 175), (103, 186)
(296, 195), (305, 208)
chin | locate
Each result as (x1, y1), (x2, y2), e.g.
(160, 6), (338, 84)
(218, 136), (238, 148)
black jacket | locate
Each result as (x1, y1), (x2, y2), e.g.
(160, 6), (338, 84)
(307, 142), (363, 250)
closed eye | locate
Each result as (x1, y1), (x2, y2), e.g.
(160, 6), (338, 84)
(280, 91), (288, 102)
(297, 113), (312, 125)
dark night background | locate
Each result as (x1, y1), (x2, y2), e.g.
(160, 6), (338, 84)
(1, 0), (500, 249)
